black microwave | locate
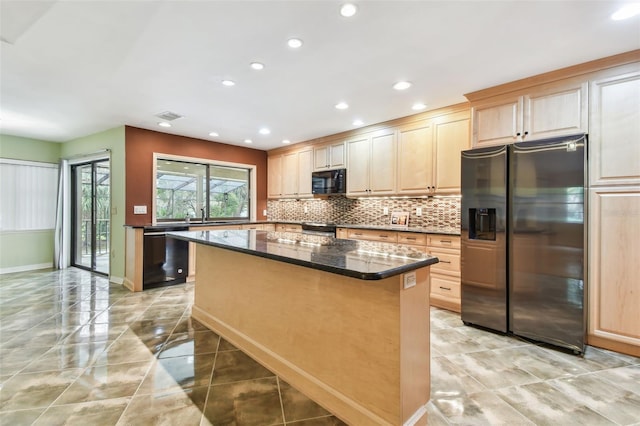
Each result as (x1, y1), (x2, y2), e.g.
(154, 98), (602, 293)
(312, 169), (347, 195)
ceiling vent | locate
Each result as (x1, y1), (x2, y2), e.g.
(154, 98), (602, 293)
(155, 111), (183, 121)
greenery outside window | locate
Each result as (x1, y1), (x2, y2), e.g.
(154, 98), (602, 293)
(156, 158), (251, 221)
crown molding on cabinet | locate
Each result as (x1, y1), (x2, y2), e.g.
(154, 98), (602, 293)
(464, 49), (640, 102)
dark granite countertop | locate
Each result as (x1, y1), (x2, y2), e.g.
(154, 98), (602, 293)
(168, 230), (438, 280)
(126, 220), (460, 236)
(334, 223), (460, 236)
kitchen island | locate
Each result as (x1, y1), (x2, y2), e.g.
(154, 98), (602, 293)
(169, 229), (437, 425)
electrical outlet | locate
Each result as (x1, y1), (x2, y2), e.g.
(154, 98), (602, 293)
(304, 205), (308, 213)
(263, 209), (267, 216)
(416, 207), (422, 216)
(403, 272), (416, 289)
(383, 207), (389, 215)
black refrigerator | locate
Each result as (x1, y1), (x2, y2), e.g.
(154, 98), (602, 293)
(460, 134), (587, 354)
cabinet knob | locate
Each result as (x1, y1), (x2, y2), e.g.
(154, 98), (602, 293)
(516, 132), (521, 137)
(523, 131), (529, 136)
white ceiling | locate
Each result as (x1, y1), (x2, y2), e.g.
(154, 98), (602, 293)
(1, 1), (639, 151)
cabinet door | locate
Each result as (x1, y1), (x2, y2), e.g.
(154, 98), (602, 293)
(369, 129), (396, 195)
(313, 145), (329, 170)
(346, 136), (371, 195)
(523, 80), (588, 141)
(434, 113), (470, 194)
(281, 152), (299, 197)
(397, 120), (433, 194)
(267, 155), (282, 198)
(472, 96), (522, 147)
(328, 142), (346, 169)
(297, 149), (313, 197)
(590, 68), (640, 186)
(589, 188), (640, 354)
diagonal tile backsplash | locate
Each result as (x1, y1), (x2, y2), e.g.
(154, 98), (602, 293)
(267, 196), (461, 230)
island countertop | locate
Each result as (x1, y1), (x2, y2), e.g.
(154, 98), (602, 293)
(168, 229), (438, 280)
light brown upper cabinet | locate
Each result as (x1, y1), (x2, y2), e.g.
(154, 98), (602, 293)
(433, 111), (470, 194)
(589, 65), (640, 187)
(346, 129), (396, 196)
(397, 111), (469, 195)
(397, 120), (434, 194)
(471, 79), (587, 147)
(282, 149), (313, 198)
(267, 155), (283, 198)
(313, 141), (346, 171)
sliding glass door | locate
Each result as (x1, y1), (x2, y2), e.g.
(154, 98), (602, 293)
(72, 160), (110, 274)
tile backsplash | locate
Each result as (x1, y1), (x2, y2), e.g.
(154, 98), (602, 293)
(267, 196), (461, 230)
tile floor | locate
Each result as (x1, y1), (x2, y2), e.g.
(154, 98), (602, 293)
(0, 268), (638, 425)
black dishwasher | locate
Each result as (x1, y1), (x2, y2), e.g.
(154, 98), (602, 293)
(143, 226), (189, 289)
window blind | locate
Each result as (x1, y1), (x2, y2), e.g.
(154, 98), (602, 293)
(0, 160), (59, 231)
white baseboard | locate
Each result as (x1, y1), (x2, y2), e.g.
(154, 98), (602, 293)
(0, 262), (53, 275)
(109, 275), (124, 285)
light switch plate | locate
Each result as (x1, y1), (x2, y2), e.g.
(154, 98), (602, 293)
(133, 205), (147, 214)
(403, 271), (416, 289)
(416, 207), (422, 216)
(383, 207), (389, 215)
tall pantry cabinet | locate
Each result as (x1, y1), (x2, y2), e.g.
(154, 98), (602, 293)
(466, 50), (640, 356)
(587, 62), (640, 357)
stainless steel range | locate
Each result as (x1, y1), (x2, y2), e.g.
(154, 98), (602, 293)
(301, 222), (337, 237)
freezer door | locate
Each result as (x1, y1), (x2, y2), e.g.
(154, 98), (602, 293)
(509, 135), (586, 353)
(461, 145), (508, 333)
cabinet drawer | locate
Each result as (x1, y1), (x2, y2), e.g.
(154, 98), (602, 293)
(347, 229), (397, 243)
(430, 274), (461, 298)
(397, 232), (427, 246)
(241, 224), (263, 230)
(427, 235), (460, 249)
(277, 224), (302, 232)
(429, 250), (460, 276)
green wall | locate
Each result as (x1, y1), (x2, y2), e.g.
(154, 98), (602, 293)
(0, 135), (62, 272)
(0, 129), (125, 282)
(0, 134), (61, 163)
(61, 126), (126, 282)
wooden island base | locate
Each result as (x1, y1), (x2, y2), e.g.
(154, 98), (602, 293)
(192, 244), (431, 425)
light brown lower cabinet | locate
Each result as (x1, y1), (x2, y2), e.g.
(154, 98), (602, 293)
(337, 227), (461, 312)
(588, 187), (640, 357)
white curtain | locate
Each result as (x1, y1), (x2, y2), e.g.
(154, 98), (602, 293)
(54, 159), (70, 269)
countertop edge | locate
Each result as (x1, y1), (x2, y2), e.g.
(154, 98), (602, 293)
(168, 231), (438, 280)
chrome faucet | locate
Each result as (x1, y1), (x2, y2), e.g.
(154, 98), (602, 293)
(200, 208), (206, 223)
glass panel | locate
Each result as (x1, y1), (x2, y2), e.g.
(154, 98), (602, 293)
(74, 164), (93, 269)
(209, 166), (249, 219)
(156, 160), (207, 220)
(95, 161), (110, 274)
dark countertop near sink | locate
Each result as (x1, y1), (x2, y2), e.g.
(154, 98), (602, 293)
(125, 220), (460, 236)
(168, 229), (438, 280)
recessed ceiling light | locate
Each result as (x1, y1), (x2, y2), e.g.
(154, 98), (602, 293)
(353, 119), (364, 126)
(244, 139), (253, 144)
(287, 38), (303, 48)
(340, 3), (358, 17)
(412, 102), (427, 111)
(208, 131), (219, 137)
(611, 3), (640, 20)
(282, 139), (291, 144)
(250, 62), (265, 70)
(335, 102), (349, 110)
(259, 128), (271, 135)
(158, 121), (171, 128)
(221, 80), (235, 87)
(393, 81), (412, 91)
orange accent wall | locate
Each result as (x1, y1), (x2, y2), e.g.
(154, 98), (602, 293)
(125, 126), (268, 226)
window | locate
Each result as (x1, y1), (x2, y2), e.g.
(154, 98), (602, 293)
(155, 157), (251, 221)
(0, 159), (58, 231)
